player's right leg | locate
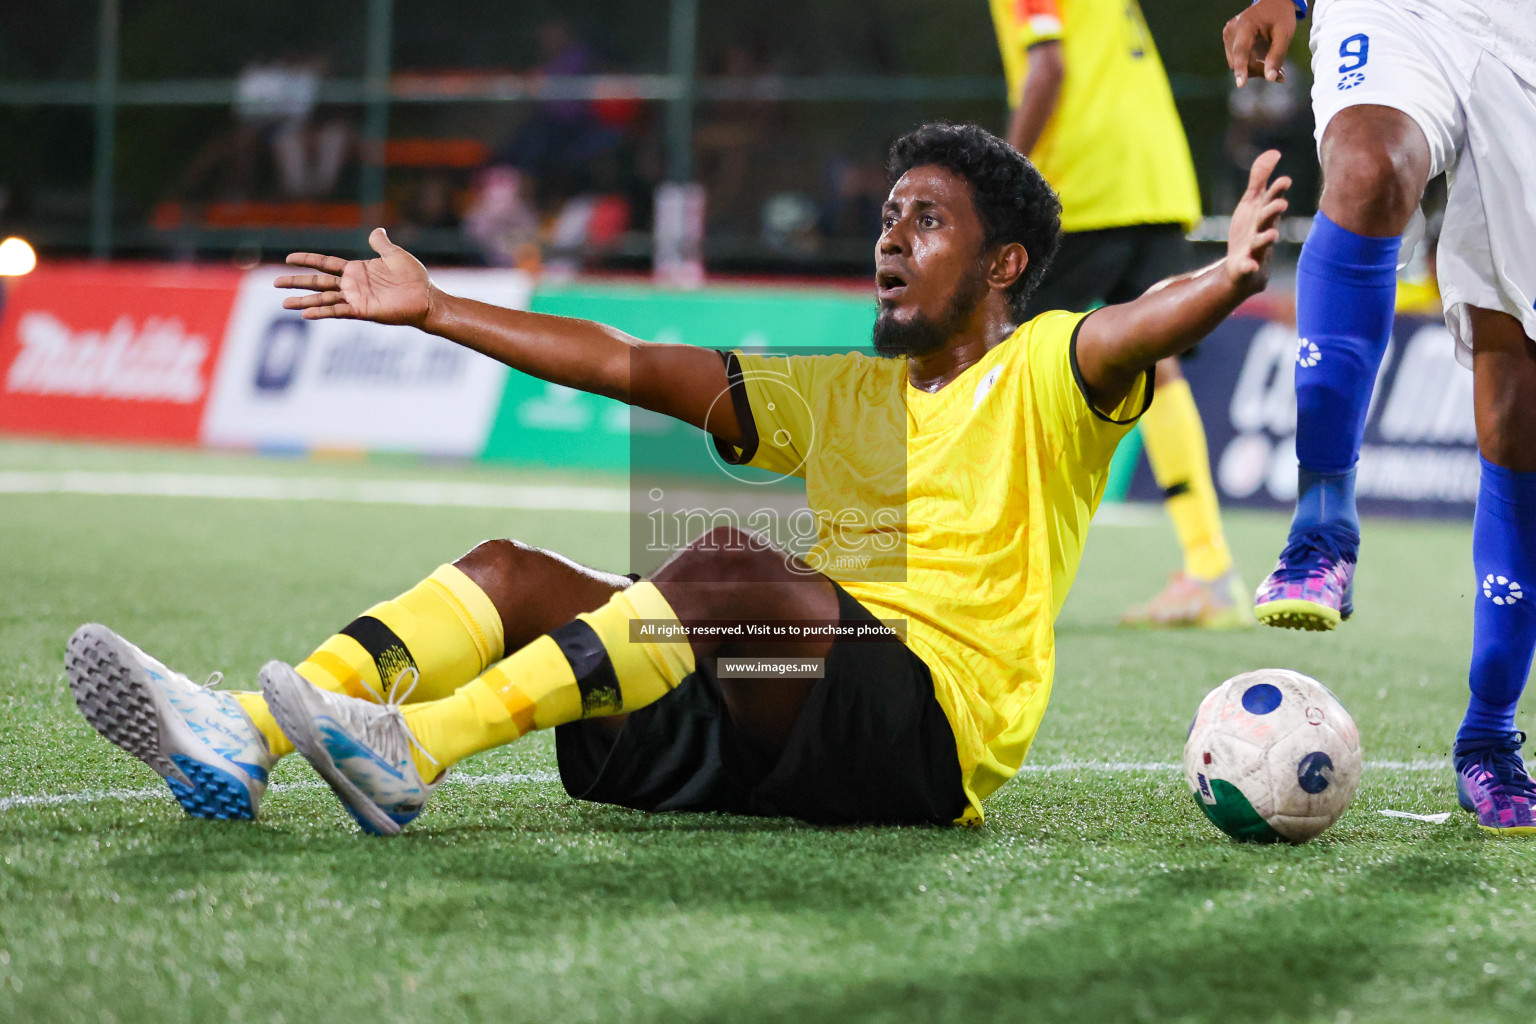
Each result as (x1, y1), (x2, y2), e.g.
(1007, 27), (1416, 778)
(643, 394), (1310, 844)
(65, 624), (276, 820)
(1255, 0), (1467, 630)
(1123, 358), (1251, 628)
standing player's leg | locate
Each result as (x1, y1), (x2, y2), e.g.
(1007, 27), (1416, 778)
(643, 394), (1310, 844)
(1254, 105), (1431, 630)
(1111, 227), (1249, 629)
(263, 528), (840, 835)
(65, 541), (628, 822)
(1122, 357), (1249, 628)
(1018, 228), (1131, 320)
(1456, 308), (1536, 835)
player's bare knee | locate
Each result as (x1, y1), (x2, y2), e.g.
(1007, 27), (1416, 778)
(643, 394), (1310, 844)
(1474, 381), (1536, 470)
(1319, 130), (1428, 234)
(456, 538), (527, 575)
(659, 527), (784, 583)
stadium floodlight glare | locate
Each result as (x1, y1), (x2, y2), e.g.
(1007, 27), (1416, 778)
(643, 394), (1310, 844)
(0, 236), (37, 276)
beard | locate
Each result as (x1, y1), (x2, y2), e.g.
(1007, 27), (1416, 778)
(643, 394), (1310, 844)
(871, 263), (989, 358)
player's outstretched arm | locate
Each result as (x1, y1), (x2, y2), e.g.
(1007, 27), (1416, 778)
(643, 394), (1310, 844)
(1074, 150), (1289, 411)
(274, 228), (743, 445)
(1223, 0), (1298, 87)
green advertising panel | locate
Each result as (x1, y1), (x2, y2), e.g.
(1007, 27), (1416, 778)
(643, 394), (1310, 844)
(480, 284), (877, 471)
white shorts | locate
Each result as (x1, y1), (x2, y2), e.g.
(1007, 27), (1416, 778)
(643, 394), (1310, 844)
(1311, 0), (1536, 364)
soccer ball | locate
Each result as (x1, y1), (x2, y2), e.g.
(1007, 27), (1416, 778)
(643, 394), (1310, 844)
(1184, 668), (1363, 843)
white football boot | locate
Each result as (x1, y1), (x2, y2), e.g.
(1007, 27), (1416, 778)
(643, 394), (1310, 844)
(260, 660), (440, 836)
(65, 623), (274, 820)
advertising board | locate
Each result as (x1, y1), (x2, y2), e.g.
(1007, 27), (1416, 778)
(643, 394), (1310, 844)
(0, 265), (243, 444)
(202, 268), (532, 455)
(481, 283), (877, 469)
(1126, 314), (1477, 516)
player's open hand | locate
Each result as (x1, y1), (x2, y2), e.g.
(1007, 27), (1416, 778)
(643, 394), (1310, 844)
(274, 227), (433, 327)
(1223, 0), (1297, 88)
(1226, 150), (1290, 294)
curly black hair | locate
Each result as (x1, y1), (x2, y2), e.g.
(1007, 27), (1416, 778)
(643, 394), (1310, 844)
(887, 122), (1062, 320)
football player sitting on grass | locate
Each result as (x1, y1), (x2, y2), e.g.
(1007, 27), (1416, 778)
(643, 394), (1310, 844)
(65, 123), (1289, 833)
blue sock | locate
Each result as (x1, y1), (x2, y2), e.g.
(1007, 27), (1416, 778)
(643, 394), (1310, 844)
(1291, 466), (1361, 537)
(1458, 458), (1536, 748)
(1290, 212), (1399, 538)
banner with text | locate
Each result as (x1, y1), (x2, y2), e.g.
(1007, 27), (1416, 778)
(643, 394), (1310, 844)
(0, 265), (243, 445)
(1127, 314), (1477, 517)
(202, 268), (532, 456)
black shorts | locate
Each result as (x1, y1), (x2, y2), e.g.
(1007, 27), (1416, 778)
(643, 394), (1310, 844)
(554, 582), (968, 826)
(1023, 222), (1196, 320)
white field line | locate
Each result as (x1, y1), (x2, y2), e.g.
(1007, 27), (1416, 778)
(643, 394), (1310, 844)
(0, 471), (631, 513)
(0, 760), (1449, 814)
(0, 470), (1162, 526)
(0, 770), (559, 813)
(1011, 758), (1450, 773)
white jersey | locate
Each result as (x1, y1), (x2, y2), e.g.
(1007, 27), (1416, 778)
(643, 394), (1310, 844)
(1315, 0), (1536, 86)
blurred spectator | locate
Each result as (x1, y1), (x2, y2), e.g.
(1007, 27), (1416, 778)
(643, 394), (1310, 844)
(694, 42), (782, 236)
(761, 191), (819, 255)
(467, 19), (647, 271)
(172, 55), (354, 203)
(493, 20), (626, 204)
(462, 166), (540, 269)
(398, 173), (458, 230)
(818, 155), (886, 244)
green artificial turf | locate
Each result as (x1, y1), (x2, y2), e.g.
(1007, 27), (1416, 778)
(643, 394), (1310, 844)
(2, 439), (1531, 1024)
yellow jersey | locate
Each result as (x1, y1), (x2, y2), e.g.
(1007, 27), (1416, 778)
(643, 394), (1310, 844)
(989, 0), (1202, 233)
(718, 311), (1149, 822)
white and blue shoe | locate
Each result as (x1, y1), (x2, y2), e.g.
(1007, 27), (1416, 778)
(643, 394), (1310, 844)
(65, 624), (273, 820)
(260, 660), (439, 837)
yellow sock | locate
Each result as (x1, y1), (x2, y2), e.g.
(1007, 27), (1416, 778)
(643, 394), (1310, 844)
(230, 564), (505, 763)
(403, 582), (696, 776)
(1140, 377), (1234, 582)
(233, 691), (295, 759)
(296, 564), (506, 703)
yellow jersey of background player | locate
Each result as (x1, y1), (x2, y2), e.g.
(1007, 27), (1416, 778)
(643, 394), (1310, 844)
(989, 0), (1200, 235)
(991, 0), (1254, 633)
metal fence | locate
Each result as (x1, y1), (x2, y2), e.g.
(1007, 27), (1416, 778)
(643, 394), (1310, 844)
(2, 0), (1243, 267)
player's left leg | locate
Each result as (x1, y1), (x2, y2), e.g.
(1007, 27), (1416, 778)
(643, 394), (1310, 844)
(1455, 307), (1536, 835)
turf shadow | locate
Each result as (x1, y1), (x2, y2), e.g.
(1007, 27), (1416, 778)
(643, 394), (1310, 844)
(664, 848), (1510, 1024)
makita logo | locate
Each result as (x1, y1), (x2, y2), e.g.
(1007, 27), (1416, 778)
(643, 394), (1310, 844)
(6, 311), (209, 403)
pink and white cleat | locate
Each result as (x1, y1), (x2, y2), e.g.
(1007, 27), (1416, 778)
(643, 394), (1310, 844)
(1253, 528), (1358, 632)
(1455, 733), (1536, 836)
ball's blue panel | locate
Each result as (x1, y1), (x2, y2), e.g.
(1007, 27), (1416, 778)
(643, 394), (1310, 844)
(1241, 682), (1283, 715)
(1297, 751), (1336, 794)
